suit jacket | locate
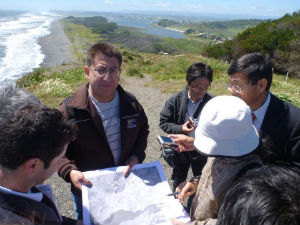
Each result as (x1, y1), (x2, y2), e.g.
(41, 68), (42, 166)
(0, 187), (75, 225)
(259, 93), (300, 164)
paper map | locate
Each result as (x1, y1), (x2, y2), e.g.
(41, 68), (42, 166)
(82, 161), (190, 225)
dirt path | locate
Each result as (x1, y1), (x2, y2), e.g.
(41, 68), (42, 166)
(46, 75), (176, 218)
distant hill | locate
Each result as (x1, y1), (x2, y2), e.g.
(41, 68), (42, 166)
(64, 16), (118, 34)
(157, 19), (263, 37)
(203, 11), (300, 77)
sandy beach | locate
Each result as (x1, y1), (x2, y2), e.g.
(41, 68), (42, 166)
(39, 20), (73, 67)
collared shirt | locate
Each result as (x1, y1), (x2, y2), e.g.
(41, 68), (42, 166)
(185, 93), (203, 138)
(0, 185), (43, 202)
(252, 92), (271, 131)
(90, 91), (122, 164)
(188, 154), (262, 224)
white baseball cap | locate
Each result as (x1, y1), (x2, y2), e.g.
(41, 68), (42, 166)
(194, 96), (259, 157)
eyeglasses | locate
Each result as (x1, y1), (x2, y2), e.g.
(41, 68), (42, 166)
(226, 81), (257, 93)
(190, 83), (210, 91)
(88, 66), (120, 77)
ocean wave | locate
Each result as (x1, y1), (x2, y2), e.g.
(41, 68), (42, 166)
(0, 11), (61, 83)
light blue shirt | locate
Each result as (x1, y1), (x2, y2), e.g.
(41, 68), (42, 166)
(0, 185), (43, 202)
(185, 93), (203, 138)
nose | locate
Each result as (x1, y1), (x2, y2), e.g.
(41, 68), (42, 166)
(230, 88), (239, 96)
(102, 73), (113, 81)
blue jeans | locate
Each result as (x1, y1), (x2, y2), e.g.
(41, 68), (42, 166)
(71, 193), (83, 220)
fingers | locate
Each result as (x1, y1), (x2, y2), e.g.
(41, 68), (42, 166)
(123, 155), (139, 177)
(70, 170), (92, 191)
(123, 165), (131, 177)
(170, 218), (185, 225)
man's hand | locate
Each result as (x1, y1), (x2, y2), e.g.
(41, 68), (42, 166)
(170, 218), (186, 225)
(182, 121), (195, 134)
(177, 181), (197, 203)
(175, 181), (187, 198)
(70, 170), (92, 191)
(169, 134), (195, 152)
(123, 155), (139, 177)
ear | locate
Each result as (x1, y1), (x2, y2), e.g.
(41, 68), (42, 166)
(84, 66), (90, 79)
(23, 158), (43, 175)
(257, 78), (268, 93)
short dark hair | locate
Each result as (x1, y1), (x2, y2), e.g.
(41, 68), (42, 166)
(217, 164), (300, 225)
(86, 42), (122, 67)
(227, 53), (273, 91)
(0, 105), (76, 170)
(186, 62), (213, 85)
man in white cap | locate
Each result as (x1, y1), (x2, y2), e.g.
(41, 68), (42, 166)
(170, 96), (263, 225)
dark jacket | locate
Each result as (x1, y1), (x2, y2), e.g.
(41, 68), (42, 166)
(0, 187), (75, 225)
(160, 86), (213, 134)
(58, 83), (149, 192)
(259, 93), (300, 164)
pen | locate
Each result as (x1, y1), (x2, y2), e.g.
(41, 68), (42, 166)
(166, 188), (194, 196)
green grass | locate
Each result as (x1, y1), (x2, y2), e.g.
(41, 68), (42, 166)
(17, 18), (300, 108)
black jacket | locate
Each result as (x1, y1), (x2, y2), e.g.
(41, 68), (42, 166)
(159, 86), (213, 134)
(0, 187), (76, 225)
(259, 93), (300, 164)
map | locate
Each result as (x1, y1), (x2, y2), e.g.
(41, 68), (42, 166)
(82, 161), (190, 225)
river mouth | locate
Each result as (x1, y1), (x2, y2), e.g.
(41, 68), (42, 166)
(106, 16), (186, 39)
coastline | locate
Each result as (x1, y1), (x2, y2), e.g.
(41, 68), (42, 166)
(39, 20), (73, 68)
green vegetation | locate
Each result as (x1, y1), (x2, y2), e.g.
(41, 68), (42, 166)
(65, 16), (118, 34)
(62, 16), (204, 55)
(157, 19), (178, 27)
(203, 11), (300, 77)
(157, 19), (262, 38)
(17, 15), (300, 109)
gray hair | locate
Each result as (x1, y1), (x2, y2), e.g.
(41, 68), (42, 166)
(0, 82), (41, 126)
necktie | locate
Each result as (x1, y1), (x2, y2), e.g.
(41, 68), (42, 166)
(251, 112), (256, 123)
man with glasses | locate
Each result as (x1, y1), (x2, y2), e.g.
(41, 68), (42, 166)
(58, 42), (149, 219)
(226, 52), (300, 165)
(160, 62), (213, 191)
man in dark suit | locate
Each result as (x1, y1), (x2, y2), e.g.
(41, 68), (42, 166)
(0, 85), (77, 224)
(226, 52), (300, 165)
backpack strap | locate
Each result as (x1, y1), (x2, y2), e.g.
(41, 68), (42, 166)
(192, 94), (211, 120)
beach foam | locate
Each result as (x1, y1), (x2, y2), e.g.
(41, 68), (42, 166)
(0, 11), (61, 83)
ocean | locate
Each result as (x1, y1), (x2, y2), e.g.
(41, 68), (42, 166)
(0, 11), (61, 83)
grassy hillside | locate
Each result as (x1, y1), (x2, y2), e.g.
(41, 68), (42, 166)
(203, 11), (300, 77)
(17, 17), (300, 109)
(157, 19), (262, 38)
(63, 16), (205, 55)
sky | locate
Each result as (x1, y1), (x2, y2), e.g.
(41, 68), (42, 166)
(0, 0), (299, 18)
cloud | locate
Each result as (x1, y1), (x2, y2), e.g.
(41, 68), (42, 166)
(152, 1), (172, 8)
(104, 0), (113, 5)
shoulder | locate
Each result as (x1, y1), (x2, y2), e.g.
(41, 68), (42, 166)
(165, 88), (187, 104)
(117, 85), (144, 111)
(0, 207), (32, 224)
(268, 93), (300, 120)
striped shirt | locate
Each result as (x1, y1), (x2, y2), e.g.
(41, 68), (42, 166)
(90, 91), (122, 164)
